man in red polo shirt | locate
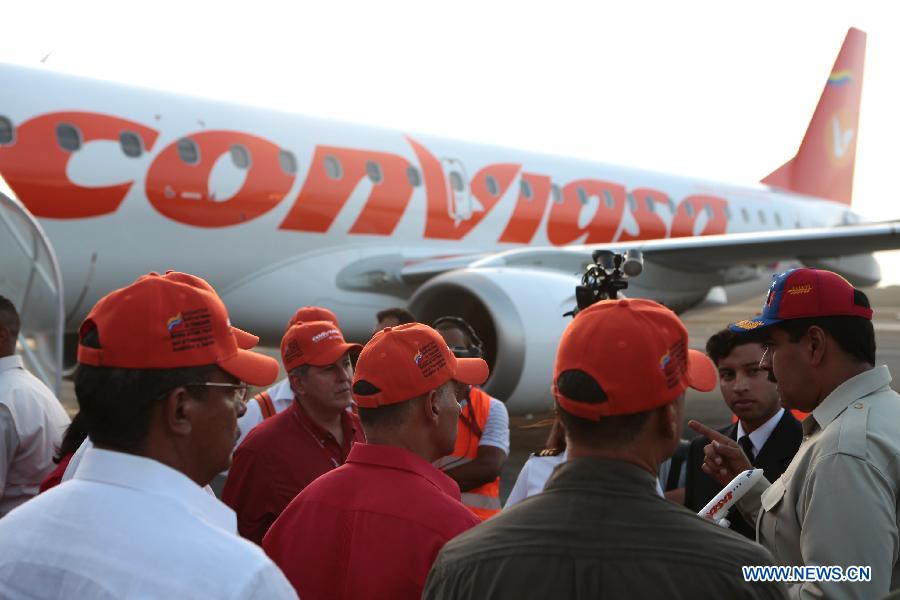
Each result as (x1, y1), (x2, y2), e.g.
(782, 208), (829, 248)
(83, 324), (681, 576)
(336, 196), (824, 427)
(222, 320), (365, 545)
(263, 323), (484, 599)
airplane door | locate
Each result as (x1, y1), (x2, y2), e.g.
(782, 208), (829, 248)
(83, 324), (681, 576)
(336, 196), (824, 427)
(0, 180), (65, 395)
(441, 158), (474, 223)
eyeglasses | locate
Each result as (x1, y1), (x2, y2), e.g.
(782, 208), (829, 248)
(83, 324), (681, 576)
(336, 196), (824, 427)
(186, 382), (251, 403)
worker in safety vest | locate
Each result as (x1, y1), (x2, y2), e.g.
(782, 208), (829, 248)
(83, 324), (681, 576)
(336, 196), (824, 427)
(432, 316), (509, 520)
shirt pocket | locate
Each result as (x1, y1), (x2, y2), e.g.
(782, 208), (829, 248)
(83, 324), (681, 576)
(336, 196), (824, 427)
(759, 477), (786, 558)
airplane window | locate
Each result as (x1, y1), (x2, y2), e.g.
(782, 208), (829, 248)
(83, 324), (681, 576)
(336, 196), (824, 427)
(177, 138), (200, 165)
(645, 196), (655, 212)
(758, 210), (767, 224)
(704, 205), (713, 218)
(724, 205), (732, 220)
(520, 179), (533, 200)
(324, 156), (343, 180)
(449, 171), (464, 192)
(603, 190), (615, 208)
(56, 123), (82, 152)
(577, 187), (588, 205)
(667, 197), (676, 213)
(485, 175), (500, 197)
(685, 202), (694, 217)
(551, 183), (562, 204)
(0, 116), (13, 144)
(774, 213), (783, 227)
(230, 145), (251, 170)
(119, 132), (143, 158)
(406, 165), (421, 187)
(627, 193), (637, 211)
(279, 150), (298, 175)
(741, 207), (750, 222)
(366, 160), (383, 184)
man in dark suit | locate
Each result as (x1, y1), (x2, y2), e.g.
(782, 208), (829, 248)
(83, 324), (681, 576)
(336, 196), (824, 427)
(684, 328), (802, 538)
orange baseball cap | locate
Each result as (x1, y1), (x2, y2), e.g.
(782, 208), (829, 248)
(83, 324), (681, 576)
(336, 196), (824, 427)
(353, 323), (489, 408)
(281, 321), (362, 371)
(77, 272), (279, 386)
(288, 306), (339, 328)
(554, 298), (716, 420)
(159, 271), (258, 349)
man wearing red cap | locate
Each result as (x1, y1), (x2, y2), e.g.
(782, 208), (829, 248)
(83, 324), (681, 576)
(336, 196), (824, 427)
(0, 272), (296, 598)
(693, 267), (900, 599)
(235, 306), (340, 449)
(263, 323), (483, 599)
(424, 298), (785, 599)
(223, 319), (365, 545)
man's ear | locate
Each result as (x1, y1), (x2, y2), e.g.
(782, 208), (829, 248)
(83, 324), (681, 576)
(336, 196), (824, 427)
(806, 325), (828, 366)
(160, 386), (194, 437)
(658, 402), (678, 439)
(421, 389), (440, 426)
(289, 371), (305, 399)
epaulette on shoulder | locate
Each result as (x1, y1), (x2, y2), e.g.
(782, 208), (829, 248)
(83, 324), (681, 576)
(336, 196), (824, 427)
(536, 447), (564, 457)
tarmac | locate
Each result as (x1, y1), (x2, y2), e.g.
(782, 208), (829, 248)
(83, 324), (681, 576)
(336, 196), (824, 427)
(55, 286), (900, 502)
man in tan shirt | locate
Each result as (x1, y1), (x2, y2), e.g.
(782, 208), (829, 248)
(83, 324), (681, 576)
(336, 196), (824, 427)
(692, 268), (900, 599)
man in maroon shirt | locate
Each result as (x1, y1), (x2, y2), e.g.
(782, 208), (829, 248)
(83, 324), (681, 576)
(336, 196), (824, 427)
(222, 320), (365, 545)
(263, 323), (485, 600)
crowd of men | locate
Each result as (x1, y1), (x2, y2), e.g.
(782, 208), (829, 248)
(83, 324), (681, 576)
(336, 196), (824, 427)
(0, 266), (898, 599)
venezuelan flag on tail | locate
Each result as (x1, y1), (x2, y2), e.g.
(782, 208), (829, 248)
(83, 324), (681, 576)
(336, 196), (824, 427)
(761, 28), (865, 206)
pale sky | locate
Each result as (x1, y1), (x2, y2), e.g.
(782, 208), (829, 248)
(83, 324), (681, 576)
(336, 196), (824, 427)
(4, 0), (900, 284)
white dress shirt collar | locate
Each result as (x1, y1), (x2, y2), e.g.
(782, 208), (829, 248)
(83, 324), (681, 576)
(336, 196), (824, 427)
(0, 355), (24, 373)
(736, 407), (784, 459)
(75, 447), (236, 532)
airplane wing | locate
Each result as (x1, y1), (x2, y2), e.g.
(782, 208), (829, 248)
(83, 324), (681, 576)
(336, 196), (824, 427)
(396, 220), (900, 285)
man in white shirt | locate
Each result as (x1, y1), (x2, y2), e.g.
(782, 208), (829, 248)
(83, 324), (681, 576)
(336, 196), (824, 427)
(0, 272), (296, 599)
(0, 295), (70, 516)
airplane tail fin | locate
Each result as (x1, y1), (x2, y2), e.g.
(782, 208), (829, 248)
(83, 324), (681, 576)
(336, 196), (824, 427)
(761, 28), (866, 206)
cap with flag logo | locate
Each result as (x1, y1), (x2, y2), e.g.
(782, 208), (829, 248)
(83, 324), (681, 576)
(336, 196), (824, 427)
(729, 268), (873, 333)
(554, 298), (716, 421)
(280, 321), (362, 371)
(353, 323), (489, 408)
(77, 272), (279, 386)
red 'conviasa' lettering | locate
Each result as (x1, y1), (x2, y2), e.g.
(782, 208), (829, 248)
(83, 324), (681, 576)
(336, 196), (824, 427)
(407, 136), (520, 240)
(498, 173), (550, 244)
(617, 187), (670, 242)
(0, 112), (158, 218)
(547, 179), (626, 245)
(280, 146), (415, 235)
(146, 131), (294, 228)
(670, 194), (728, 238)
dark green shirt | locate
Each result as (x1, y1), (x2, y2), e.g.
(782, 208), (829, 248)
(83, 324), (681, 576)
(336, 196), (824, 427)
(424, 457), (787, 600)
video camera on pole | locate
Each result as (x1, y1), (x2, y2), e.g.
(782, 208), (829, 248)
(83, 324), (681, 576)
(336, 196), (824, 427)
(568, 249), (644, 317)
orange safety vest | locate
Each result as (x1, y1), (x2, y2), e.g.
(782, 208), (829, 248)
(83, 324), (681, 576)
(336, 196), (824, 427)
(253, 391), (277, 420)
(437, 387), (501, 520)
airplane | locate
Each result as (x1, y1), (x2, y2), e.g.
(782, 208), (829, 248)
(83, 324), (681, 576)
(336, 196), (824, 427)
(1, 27), (898, 413)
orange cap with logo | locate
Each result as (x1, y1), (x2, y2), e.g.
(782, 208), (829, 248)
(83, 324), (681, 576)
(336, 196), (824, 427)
(77, 272), (279, 386)
(287, 306), (339, 328)
(158, 270), (259, 349)
(352, 323), (489, 408)
(554, 298), (716, 420)
(280, 321), (362, 371)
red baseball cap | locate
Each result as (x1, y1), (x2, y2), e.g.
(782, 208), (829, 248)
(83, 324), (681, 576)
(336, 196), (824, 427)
(287, 306), (339, 328)
(77, 272), (279, 386)
(730, 268), (873, 332)
(554, 298), (716, 420)
(353, 323), (489, 408)
(159, 271), (258, 349)
(281, 321), (362, 372)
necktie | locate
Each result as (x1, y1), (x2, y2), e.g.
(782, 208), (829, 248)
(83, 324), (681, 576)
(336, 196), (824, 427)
(738, 434), (754, 462)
